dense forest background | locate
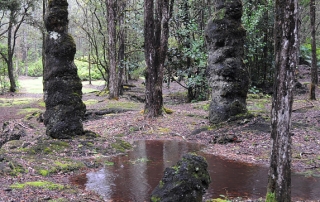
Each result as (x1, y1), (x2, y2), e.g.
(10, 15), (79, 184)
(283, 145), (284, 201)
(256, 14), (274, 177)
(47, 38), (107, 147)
(0, 0), (319, 99)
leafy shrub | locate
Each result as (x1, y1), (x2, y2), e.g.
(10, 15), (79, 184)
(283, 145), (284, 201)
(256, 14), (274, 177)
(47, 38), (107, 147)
(75, 59), (103, 81)
(130, 65), (145, 80)
(0, 61), (9, 93)
(300, 43), (320, 63)
(28, 59), (43, 77)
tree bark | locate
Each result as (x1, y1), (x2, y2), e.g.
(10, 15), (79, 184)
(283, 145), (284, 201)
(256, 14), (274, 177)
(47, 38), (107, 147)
(118, 0), (126, 96)
(309, 0), (317, 100)
(7, 12), (16, 92)
(144, 0), (173, 118)
(107, 0), (119, 99)
(267, 0), (297, 201)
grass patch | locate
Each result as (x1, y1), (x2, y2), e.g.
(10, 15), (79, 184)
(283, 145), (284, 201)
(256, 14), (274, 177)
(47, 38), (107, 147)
(106, 100), (142, 110)
(10, 181), (64, 190)
(18, 108), (41, 115)
(83, 99), (98, 106)
(0, 98), (35, 107)
(18, 77), (43, 94)
(247, 98), (270, 115)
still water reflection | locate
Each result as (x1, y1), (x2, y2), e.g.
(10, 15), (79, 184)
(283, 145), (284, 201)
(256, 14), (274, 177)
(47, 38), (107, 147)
(73, 140), (320, 201)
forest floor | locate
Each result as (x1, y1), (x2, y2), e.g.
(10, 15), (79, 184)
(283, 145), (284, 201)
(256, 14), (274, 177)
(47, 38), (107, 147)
(0, 64), (320, 201)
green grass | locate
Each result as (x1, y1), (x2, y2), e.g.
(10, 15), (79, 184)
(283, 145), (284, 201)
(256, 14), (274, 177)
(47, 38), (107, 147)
(19, 77), (43, 94)
(17, 77), (105, 94)
(106, 100), (142, 110)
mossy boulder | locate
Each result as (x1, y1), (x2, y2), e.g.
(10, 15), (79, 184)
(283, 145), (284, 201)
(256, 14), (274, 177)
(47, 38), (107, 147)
(151, 153), (211, 202)
(0, 121), (26, 148)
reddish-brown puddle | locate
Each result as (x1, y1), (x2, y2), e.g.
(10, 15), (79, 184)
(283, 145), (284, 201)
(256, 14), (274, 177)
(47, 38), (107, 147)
(71, 140), (320, 201)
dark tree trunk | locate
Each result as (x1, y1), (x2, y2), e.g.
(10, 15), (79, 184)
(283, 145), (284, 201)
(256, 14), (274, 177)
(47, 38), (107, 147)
(310, 0), (317, 100)
(42, 0), (47, 78)
(118, 0), (126, 96)
(43, 0), (86, 139)
(205, 0), (249, 123)
(107, 0), (118, 99)
(89, 51), (92, 85)
(144, 0), (173, 118)
(7, 11), (16, 92)
(266, 0), (297, 201)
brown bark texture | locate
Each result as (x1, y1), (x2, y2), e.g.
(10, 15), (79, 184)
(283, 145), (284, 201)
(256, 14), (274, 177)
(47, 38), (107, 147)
(267, 0), (297, 201)
(144, 0), (173, 118)
(310, 0), (317, 100)
(107, 0), (118, 99)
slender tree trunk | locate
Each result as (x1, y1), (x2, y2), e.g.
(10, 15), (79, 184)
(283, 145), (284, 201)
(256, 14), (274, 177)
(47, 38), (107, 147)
(310, 0), (317, 100)
(118, 0), (126, 96)
(107, 0), (118, 99)
(144, 0), (173, 118)
(42, 0), (46, 77)
(89, 51), (92, 85)
(266, 0), (297, 201)
(7, 11), (16, 92)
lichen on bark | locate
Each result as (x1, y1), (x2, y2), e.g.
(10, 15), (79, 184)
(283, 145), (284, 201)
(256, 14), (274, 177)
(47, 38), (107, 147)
(205, 0), (249, 124)
(43, 0), (86, 139)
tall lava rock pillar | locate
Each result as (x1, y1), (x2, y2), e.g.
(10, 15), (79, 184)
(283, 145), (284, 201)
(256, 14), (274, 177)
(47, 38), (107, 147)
(43, 0), (86, 139)
(205, 0), (249, 123)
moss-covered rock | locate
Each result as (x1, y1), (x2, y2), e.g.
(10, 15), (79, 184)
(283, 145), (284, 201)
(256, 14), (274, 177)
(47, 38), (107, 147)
(151, 153), (211, 202)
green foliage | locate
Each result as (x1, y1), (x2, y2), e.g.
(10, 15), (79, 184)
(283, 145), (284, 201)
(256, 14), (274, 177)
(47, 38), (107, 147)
(0, 60), (9, 93)
(300, 44), (320, 66)
(129, 62), (145, 80)
(75, 59), (103, 81)
(248, 86), (260, 94)
(151, 196), (161, 202)
(266, 192), (276, 202)
(167, 1), (209, 102)
(242, 0), (274, 86)
(27, 58), (43, 77)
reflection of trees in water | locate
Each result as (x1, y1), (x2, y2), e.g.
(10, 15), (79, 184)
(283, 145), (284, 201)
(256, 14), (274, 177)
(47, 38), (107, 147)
(84, 140), (320, 201)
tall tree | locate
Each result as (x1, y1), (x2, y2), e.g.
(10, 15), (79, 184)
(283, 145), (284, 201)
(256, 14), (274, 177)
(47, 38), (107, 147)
(118, 0), (126, 96)
(106, 0), (118, 99)
(43, 0), (86, 139)
(266, 0), (297, 201)
(309, 0), (317, 100)
(0, 0), (34, 92)
(144, 0), (174, 117)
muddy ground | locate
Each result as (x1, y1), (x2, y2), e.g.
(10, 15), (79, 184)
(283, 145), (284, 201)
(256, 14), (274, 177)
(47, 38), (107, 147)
(0, 65), (320, 201)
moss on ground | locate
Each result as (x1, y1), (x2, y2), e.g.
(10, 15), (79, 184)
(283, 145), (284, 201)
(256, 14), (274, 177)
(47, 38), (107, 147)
(10, 181), (64, 190)
(111, 139), (132, 153)
(34, 157), (85, 176)
(24, 140), (70, 155)
(18, 108), (42, 115)
(106, 100), (142, 110)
